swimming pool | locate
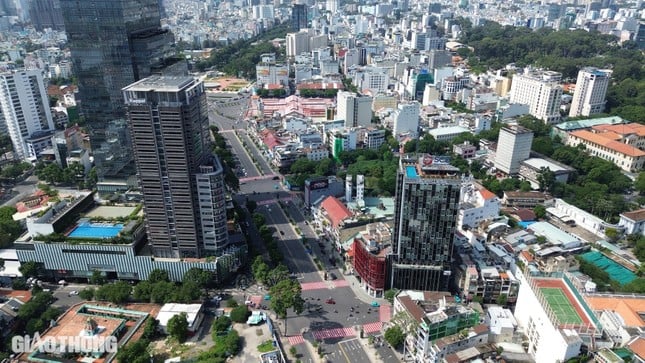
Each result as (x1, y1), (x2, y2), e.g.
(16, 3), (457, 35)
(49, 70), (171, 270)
(68, 222), (124, 239)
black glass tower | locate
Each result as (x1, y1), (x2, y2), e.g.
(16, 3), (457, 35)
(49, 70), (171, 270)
(60, 0), (181, 179)
(386, 154), (462, 291)
(291, 3), (308, 31)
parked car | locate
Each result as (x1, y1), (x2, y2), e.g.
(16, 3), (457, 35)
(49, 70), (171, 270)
(328, 273), (337, 281)
(325, 298), (336, 304)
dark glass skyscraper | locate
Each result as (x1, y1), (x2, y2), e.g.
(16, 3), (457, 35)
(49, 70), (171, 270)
(386, 154), (462, 291)
(291, 3), (308, 31)
(123, 76), (229, 259)
(60, 0), (181, 179)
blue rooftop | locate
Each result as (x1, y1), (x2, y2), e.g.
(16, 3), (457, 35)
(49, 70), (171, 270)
(406, 166), (418, 178)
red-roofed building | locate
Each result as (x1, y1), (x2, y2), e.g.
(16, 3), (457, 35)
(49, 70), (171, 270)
(567, 128), (645, 172)
(315, 196), (353, 240)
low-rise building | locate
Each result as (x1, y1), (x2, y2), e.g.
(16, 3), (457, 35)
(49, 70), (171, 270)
(519, 157), (575, 189)
(315, 196), (353, 241)
(426, 324), (490, 362)
(452, 141), (477, 159)
(486, 305), (517, 343)
(428, 125), (470, 142)
(393, 290), (481, 363)
(566, 128), (645, 172)
(157, 303), (205, 334)
(457, 183), (500, 230)
(619, 209), (645, 236)
(303, 176), (345, 207)
(501, 191), (549, 208)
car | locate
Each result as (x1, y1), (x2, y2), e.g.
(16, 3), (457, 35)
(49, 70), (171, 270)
(328, 273), (337, 280)
(371, 301), (380, 307)
(325, 298), (336, 304)
(272, 176), (280, 180)
(58, 280), (67, 285)
(69, 291), (79, 296)
(280, 230), (285, 235)
(264, 294), (271, 301)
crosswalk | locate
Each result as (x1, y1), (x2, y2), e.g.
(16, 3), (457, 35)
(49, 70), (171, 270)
(287, 335), (305, 345)
(239, 174), (277, 182)
(300, 281), (329, 291)
(379, 304), (391, 323)
(332, 280), (350, 288)
(312, 327), (356, 340)
(362, 321), (383, 334)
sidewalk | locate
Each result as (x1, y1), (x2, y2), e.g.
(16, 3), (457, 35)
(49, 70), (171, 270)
(343, 273), (388, 306)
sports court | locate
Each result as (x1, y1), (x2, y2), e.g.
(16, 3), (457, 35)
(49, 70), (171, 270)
(540, 287), (584, 325)
(533, 277), (593, 328)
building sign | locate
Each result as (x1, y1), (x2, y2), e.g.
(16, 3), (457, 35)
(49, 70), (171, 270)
(309, 180), (328, 190)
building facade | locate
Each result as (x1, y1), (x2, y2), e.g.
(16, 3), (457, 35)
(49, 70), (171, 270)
(494, 125), (534, 175)
(569, 67), (611, 118)
(60, 0), (180, 178)
(336, 91), (372, 128)
(123, 76), (228, 258)
(386, 154), (461, 291)
(510, 70), (563, 124)
(291, 4), (307, 31)
(0, 69), (55, 160)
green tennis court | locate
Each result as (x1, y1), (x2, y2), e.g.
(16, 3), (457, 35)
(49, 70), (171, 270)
(540, 287), (583, 325)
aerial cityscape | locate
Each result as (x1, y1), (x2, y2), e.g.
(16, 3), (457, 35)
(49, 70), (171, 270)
(0, 0), (644, 362)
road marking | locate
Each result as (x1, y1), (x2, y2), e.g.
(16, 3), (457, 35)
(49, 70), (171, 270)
(301, 281), (328, 291)
(338, 340), (352, 363)
(362, 321), (383, 334)
(287, 335), (305, 345)
(312, 327), (355, 340)
(379, 304), (392, 323)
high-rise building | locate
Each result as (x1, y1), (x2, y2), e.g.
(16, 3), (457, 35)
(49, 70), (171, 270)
(569, 67), (611, 117)
(60, 0), (181, 179)
(494, 125), (534, 175)
(386, 154), (462, 291)
(336, 91), (373, 128)
(29, 0), (65, 31)
(510, 69), (563, 124)
(291, 3), (307, 31)
(286, 31), (310, 57)
(123, 76), (229, 259)
(0, 69), (55, 160)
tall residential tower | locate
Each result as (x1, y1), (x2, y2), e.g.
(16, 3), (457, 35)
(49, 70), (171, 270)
(494, 125), (534, 175)
(386, 154), (462, 291)
(60, 0), (182, 179)
(0, 69), (55, 160)
(123, 76), (229, 259)
(569, 67), (611, 118)
(510, 69), (563, 124)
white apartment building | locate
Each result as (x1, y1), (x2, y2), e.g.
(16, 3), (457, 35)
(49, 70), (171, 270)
(286, 31), (310, 57)
(510, 69), (563, 124)
(457, 184), (501, 230)
(494, 125), (534, 175)
(336, 91), (373, 128)
(514, 274), (594, 363)
(328, 128), (357, 159)
(304, 146), (329, 161)
(392, 102), (420, 137)
(360, 128), (386, 149)
(342, 48), (361, 74)
(256, 63), (289, 87)
(0, 69), (55, 160)
(351, 66), (389, 93)
(428, 126), (470, 142)
(618, 209), (645, 236)
(569, 67), (611, 117)
(252, 5), (274, 20)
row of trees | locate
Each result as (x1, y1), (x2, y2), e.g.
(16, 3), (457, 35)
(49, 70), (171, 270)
(0, 206), (22, 248)
(253, 213), (284, 263)
(211, 126), (240, 190)
(33, 162), (97, 189)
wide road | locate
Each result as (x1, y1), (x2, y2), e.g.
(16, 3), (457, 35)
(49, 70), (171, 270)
(209, 91), (399, 362)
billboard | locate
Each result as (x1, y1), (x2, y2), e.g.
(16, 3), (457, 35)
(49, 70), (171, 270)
(308, 179), (328, 190)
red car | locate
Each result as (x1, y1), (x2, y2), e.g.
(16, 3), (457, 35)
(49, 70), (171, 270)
(325, 298), (336, 304)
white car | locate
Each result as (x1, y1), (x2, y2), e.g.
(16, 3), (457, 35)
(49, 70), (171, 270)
(69, 291), (79, 296)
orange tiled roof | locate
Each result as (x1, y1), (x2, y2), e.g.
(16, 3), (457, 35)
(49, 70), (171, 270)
(621, 208), (645, 222)
(629, 337), (645, 361)
(569, 130), (645, 157)
(585, 295), (645, 327)
(593, 123), (645, 137)
(479, 188), (497, 201)
(320, 196), (352, 228)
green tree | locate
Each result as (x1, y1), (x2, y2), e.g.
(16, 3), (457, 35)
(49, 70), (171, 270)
(384, 289), (399, 304)
(94, 281), (132, 304)
(79, 288), (95, 300)
(315, 158), (334, 176)
(265, 264), (289, 287)
(115, 339), (151, 363)
(496, 293), (508, 306)
(147, 269), (170, 283)
(213, 316), (232, 332)
(183, 268), (213, 289)
(89, 270), (106, 285)
(230, 305), (250, 323)
(604, 228), (620, 242)
(536, 167), (556, 193)
(19, 261), (41, 278)
(534, 205), (547, 219)
(384, 326), (405, 349)
(167, 312), (189, 342)
(635, 172), (645, 195)
(246, 200), (258, 213)
(252, 256), (270, 285)
(269, 278), (304, 335)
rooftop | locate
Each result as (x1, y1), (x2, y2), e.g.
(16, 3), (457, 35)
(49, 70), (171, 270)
(554, 116), (626, 131)
(521, 158), (574, 173)
(527, 222), (581, 246)
(320, 196), (353, 228)
(570, 130), (645, 157)
(585, 295), (645, 327)
(123, 76), (195, 92)
(621, 208), (645, 222)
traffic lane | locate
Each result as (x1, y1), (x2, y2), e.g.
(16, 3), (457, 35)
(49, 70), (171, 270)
(237, 131), (273, 174)
(374, 336), (400, 363)
(259, 206), (316, 276)
(224, 130), (261, 177)
(338, 339), (371, 363)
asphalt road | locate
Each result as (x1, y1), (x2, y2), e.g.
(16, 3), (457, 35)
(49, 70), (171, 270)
(208, 91), (396, 362)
